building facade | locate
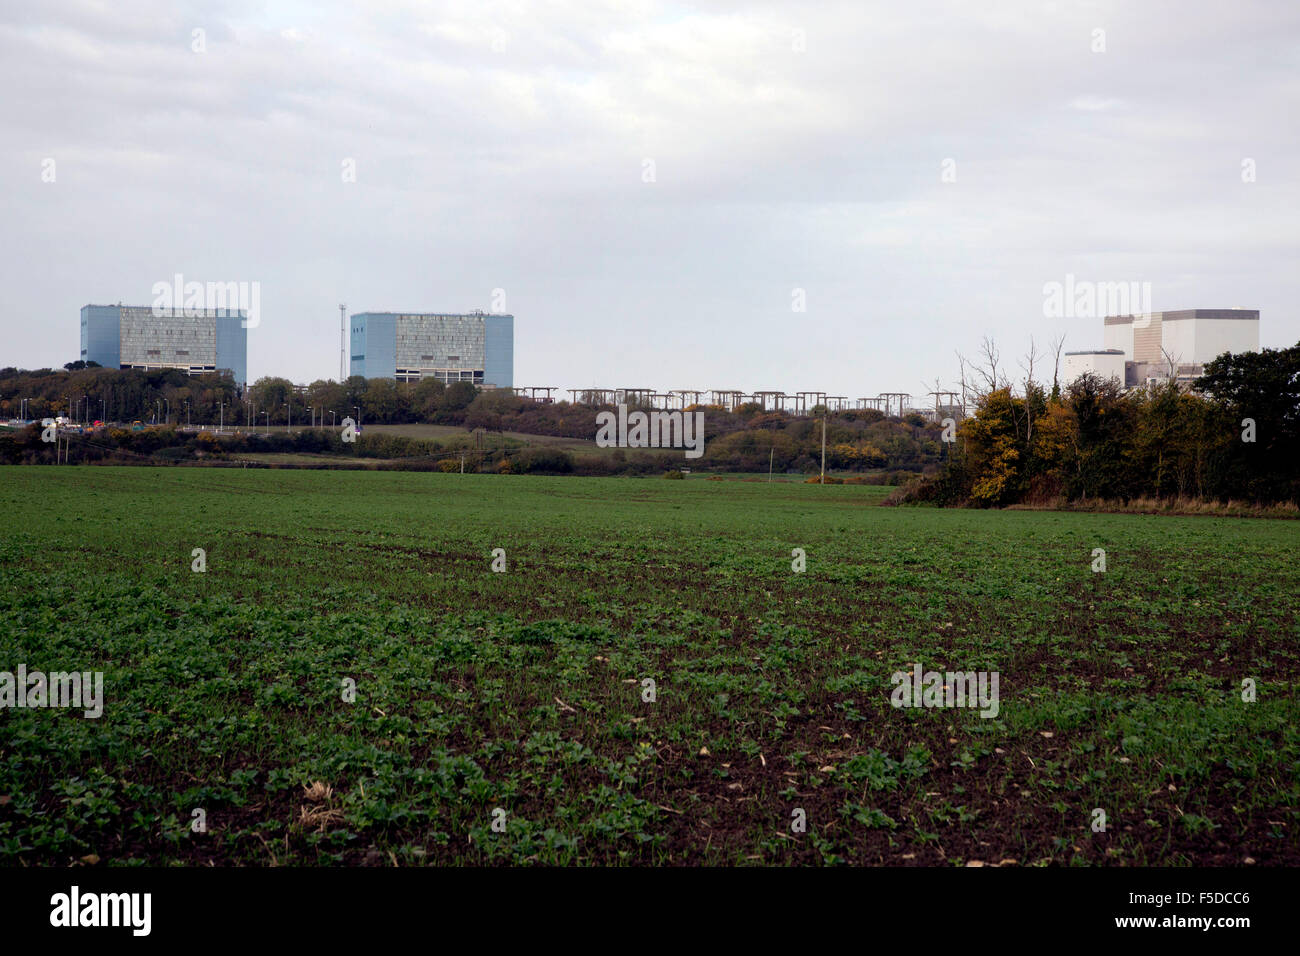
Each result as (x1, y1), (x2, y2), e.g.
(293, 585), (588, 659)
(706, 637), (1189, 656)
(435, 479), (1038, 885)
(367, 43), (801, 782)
(1064, 309), (1259, 388)
(81, 304), (248, 385)
(1062, 349), (1126, 386)
(350, 312), (514, 387)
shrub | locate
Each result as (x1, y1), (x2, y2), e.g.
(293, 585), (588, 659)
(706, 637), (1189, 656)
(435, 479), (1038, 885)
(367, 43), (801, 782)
(513, 447), (574, 474)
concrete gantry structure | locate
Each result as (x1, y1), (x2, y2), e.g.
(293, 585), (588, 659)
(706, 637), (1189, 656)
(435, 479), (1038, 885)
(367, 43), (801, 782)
(877, 392), (911, 418)
(569, 388), (617, 405)
(794, 391), (827, 413)
(616, 387), (656, 407)
(926, 391), (961, 422)
(752, 390), (786, 411)
(557, 385), (962, 416)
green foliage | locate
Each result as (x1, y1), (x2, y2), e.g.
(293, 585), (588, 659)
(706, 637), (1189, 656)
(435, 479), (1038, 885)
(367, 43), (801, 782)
(906, 342), (1300, 507)
(0, 468), (1296, 866)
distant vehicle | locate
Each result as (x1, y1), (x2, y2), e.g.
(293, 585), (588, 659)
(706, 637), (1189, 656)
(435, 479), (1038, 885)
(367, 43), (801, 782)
(54, 416), (70, 426)
(131, 420), (144, 431)
(41, 418), (55, 427)
(92, 420), (104, 428)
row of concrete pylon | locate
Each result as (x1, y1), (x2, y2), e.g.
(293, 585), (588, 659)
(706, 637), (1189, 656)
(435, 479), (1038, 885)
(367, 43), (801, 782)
(510, 387), (963, 419)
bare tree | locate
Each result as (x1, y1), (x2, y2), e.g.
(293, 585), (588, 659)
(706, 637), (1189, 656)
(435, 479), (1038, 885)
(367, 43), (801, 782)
(976, 336), (1002, 394)
(1018, 335), (1040, 443)
(1160, 346), (1180, 382)
(1050, 332), (1066, 398)
(954, 350), (972, 414)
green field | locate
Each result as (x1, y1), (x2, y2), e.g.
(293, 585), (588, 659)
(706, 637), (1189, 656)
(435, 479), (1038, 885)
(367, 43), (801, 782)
(1, 467), (1296, 866)
(365, 422), (598, 450)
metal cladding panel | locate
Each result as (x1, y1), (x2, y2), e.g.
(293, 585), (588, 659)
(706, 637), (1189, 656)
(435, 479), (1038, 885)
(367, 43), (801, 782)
(214, 314), (248, 385)
(119, 307), (216, 365)
(1133, 314), (1162, 365)
(81, 305), (121, 368)
(484, 314), (514, 388)
(349, 315), (365, 378)
(396, 314), (485, 370)
(351, 313), (397, 379)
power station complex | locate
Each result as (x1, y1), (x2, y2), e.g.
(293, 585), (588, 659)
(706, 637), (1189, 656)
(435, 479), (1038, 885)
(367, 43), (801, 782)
(81, 304), (248, 386)
(1063, 309), (1259, 389)
(349, 311), (514, 387)
(76, 306), (517, 391)
(76, 300), (1256, 405)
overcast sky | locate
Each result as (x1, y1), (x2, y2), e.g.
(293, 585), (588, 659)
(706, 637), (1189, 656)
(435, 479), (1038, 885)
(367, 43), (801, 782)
(2, 0), (1297, 398)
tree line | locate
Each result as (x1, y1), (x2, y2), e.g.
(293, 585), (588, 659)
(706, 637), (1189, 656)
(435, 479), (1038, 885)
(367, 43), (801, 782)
(0, 367), (480, 427)
(898, 343), (1299, 506)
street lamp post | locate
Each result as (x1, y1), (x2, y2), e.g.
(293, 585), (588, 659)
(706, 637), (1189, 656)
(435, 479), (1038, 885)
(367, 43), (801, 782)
(329, 410), (336, 428)
(219, 402), (225, 433)
(353, 406), (361, 429)
(263, 411), (270, 435)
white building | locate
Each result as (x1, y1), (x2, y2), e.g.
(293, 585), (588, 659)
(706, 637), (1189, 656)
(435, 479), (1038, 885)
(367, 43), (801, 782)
(1062, 349), (1126, 385)
(1065, 309), (1259, 388)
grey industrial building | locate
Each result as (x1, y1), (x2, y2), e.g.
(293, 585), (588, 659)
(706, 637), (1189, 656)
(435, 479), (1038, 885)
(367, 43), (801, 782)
(80, 304), (248, 386)
(349, 311), (513, 387)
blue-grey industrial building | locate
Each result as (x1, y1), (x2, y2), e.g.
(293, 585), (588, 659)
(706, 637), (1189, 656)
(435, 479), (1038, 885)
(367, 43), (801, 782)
(80, 304), (248, 386)
(350, 311), (513, 387)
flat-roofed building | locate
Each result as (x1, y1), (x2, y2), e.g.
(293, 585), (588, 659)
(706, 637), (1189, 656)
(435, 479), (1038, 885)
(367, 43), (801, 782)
(1062, 348), (1126, 386)
(1102, 309), (1259, 384)
(350, 311), (513, 387)
(1061, 309), (1262, 388)
(80, 304), (248, 385)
